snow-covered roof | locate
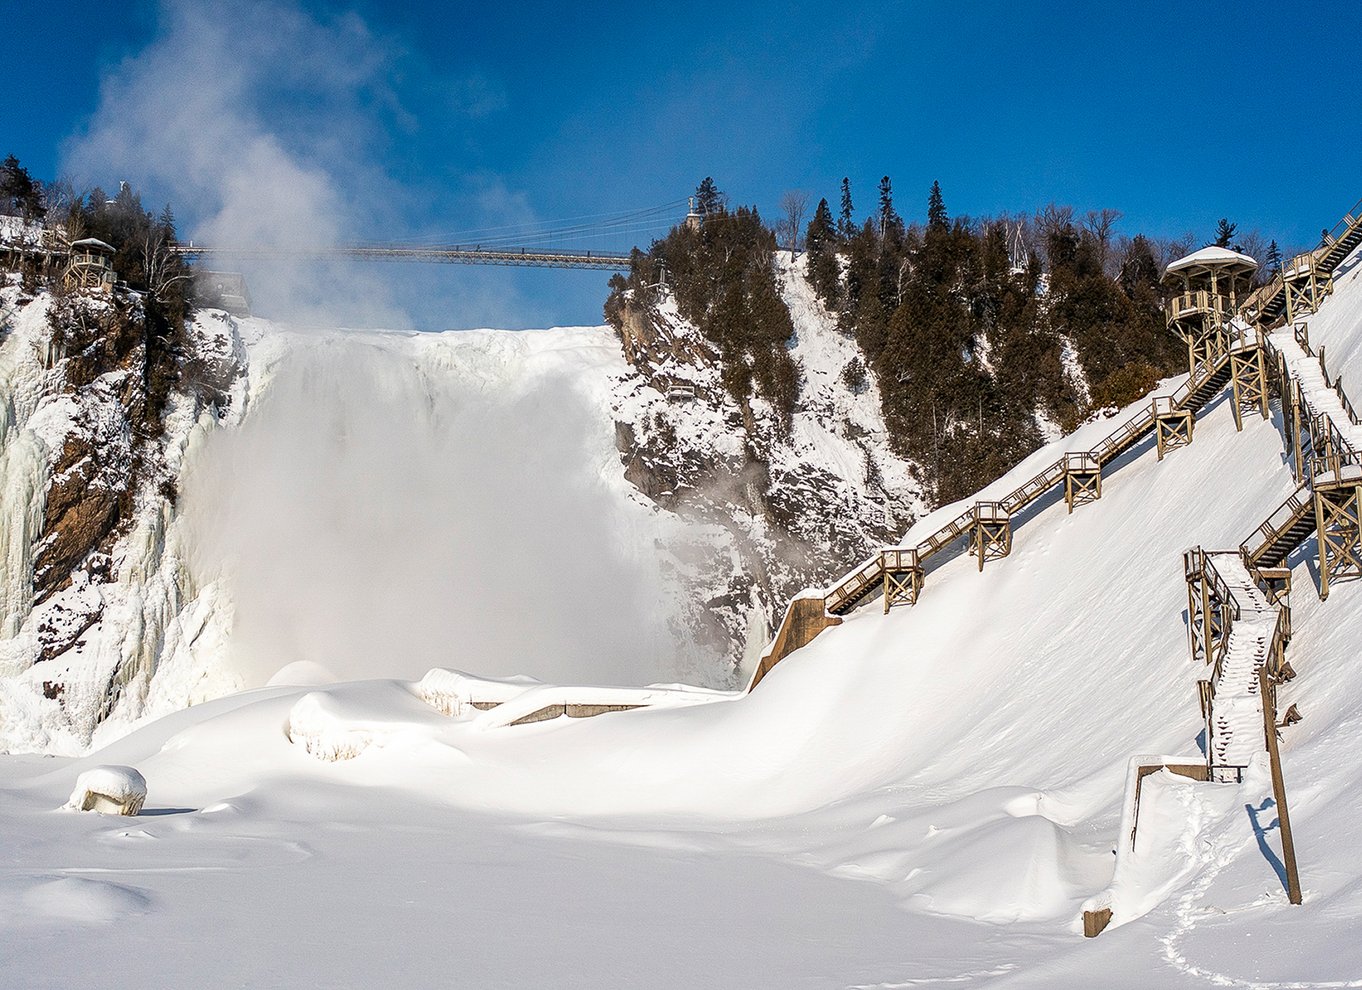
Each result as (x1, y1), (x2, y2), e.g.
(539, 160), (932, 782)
(68, 237), (114, 253)
(1163, 245), (1258, 281)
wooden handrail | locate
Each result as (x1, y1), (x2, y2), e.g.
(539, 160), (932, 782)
(1242, 486), (1313, 562)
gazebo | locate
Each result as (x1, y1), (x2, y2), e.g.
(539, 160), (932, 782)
(1162, 246), (1258, 374)
(62, 238), (116, 293)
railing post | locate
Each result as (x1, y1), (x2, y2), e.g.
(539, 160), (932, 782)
(1258, 667), (1303, 905)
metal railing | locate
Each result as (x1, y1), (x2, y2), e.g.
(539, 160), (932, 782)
(171, 243), (633, 271)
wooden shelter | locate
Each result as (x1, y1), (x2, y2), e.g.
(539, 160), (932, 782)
(1163, 246), (1258, 376)
(63, 238), (116, 293)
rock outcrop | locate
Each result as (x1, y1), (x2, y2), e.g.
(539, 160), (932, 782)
(608, 256), (925, 670)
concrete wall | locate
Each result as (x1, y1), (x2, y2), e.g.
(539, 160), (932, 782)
(747, 594), (843, 691)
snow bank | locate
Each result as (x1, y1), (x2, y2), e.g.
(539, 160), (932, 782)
(285, 681), (449, 761)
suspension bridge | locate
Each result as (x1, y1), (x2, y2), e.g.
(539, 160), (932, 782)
(169, 198), (698, 271)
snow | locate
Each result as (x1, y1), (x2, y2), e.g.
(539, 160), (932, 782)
(64, 764), (147, 815)
(1165, 246), (1259, 277)
(4, 243), (1362, 985)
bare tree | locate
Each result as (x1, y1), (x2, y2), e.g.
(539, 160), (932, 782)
(1236, 229), (1268, 266)
(1035, 203), (1075, 242)
(1083, 208), (1123, 273)
(778, 190), (810, 255)
(1156, 232), (1198, 270)
(141, 224), (191, 302)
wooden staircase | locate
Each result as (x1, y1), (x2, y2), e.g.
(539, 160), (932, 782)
(758, 195), (1361, 691)
(1194, 551), (1280, 781)
(1243, 485), (1315, 569)
(1242, 196), (1362, 329)
(822, 338), (1252, 619)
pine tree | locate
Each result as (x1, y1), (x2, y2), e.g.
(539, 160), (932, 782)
(927, 180), (948, 231)
(695, 177), (724, 216)
(806, 198), (835, 251)
(878, 176), (902, 237)
(157, 204), (177, 241)
(1213, 218), (1237, 248)
(838, 177), (854, 239)
(0, 154), (44, 219)
(805, 197), (840, 307)
(1266, 239), (1282, 273)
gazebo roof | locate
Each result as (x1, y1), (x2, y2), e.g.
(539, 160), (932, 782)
(1163, 245), (1258, 283)
(68, 238), (115, 254)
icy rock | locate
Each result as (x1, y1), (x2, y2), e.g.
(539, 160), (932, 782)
(286, 692), (374, 762)
(418, 668), (470, 716)
(65, 765), (147, 816)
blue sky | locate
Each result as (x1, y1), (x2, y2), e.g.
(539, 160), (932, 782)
(4, 1), (1361, 328)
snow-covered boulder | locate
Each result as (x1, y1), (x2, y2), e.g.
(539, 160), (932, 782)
(64, 765), (147, 816)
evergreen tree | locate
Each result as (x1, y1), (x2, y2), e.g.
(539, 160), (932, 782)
(805, 197), (840, 307)
(838, 177), (854, 239)
(695, 176), (724, 216)
(0, 154), (44, 219)
(158, 204), (177, 238)
(927, 180), (948, 231)
(878, 176), (902, 237)
(1213, 218), (1238, 248)
(1266, 239), (1282, 273)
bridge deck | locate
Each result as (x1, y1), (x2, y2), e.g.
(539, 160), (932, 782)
(171, 244), (633, 271)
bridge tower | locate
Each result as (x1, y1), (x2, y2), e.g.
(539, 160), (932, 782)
(684, 196), (703, 232)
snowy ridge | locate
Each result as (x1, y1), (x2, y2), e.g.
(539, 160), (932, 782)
(610, 258), (927, 674)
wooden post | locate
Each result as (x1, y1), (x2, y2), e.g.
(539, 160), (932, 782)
(1291, 381), (1304, 480)
(1082, 908), (1112, 938)
(1258, 667), (1303, 905)
(1156, 408), (1194, 461)
(1314, 481), (1362, 602)
(1200, 565), (1214, 666)
(1229, 350), (1248, 432)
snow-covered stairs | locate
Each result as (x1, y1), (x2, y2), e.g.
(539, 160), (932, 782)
(1204, 552), (1274, 781)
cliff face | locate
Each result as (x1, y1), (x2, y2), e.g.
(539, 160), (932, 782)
(608, 255), (926, 665)
(0, 279), (247, 753)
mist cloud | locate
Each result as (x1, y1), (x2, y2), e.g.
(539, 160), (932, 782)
(183, 331), (703, 687)
(61, 0), (533, 329)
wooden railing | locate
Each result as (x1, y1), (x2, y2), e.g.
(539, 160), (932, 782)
(1241, 486), (1313, 564)
(824, 555), (888, 613)
(1241, 196), (1362, 328)
(1267, 604), (1293, 679)
(1186, 548), (1243, 624)
(1309, 449), (1362, 485)
(1319, 196), (1362, 257)
(824, 334), (1256, 614)
(1168, 290), (1233, 323)
(881, 548), (920, 572)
